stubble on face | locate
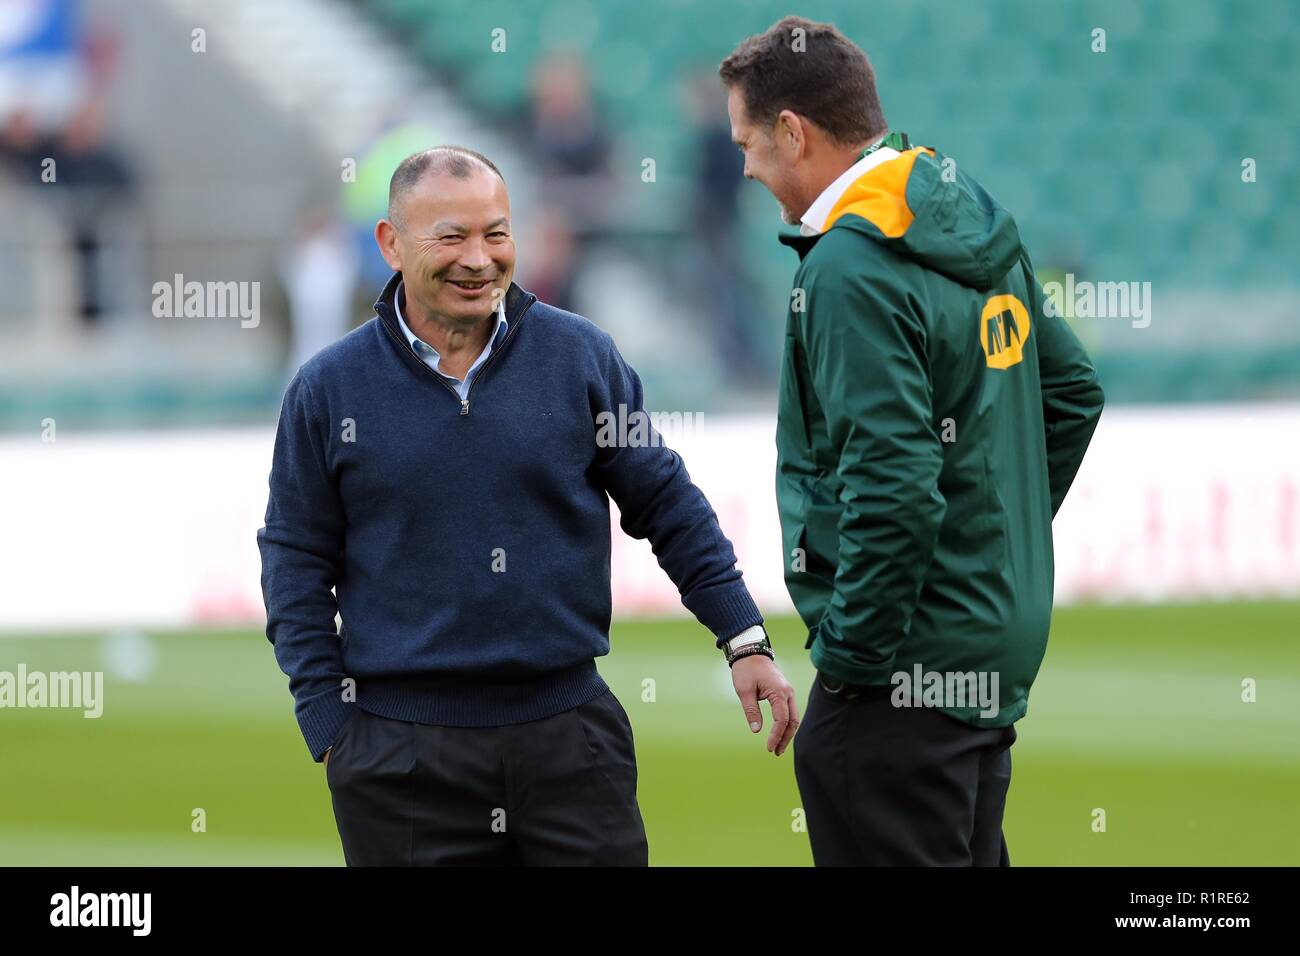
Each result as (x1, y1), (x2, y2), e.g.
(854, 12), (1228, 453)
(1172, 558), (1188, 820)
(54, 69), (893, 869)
(727, 88), (806, 228)
(393, 170), (515, 331)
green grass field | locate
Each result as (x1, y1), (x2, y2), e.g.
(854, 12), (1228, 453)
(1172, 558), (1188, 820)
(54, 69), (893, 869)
(2, 601), (1297, 865)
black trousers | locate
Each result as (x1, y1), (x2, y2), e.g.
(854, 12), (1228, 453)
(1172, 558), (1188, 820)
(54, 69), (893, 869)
(326, 688), (648, 866)
(793, 673), (1017, 866)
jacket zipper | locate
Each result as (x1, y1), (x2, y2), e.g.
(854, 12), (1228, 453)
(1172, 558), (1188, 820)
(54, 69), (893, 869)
(457, 298), (534, 415)
(380, 296), (535, 416)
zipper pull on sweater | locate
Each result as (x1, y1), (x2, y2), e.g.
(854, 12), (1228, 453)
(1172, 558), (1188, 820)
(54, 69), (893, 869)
(460, 399), (470, 416)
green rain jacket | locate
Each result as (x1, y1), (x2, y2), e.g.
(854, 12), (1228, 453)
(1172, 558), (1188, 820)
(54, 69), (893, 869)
(777, 140), (1105, 727)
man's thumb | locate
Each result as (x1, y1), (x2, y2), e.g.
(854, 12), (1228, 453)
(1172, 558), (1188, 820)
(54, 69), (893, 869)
(738, 688), (762, 732)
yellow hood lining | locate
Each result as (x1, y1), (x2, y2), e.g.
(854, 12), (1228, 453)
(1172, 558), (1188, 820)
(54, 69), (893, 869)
(821, 146), (936, 238)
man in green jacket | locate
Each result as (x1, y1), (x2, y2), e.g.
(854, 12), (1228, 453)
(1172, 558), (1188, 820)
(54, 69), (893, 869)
(720, 16), (1104, 865)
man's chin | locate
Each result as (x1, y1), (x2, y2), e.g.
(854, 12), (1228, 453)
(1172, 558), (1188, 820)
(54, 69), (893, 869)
(440, 289), (501, 321)
(779, 205), (800, 227)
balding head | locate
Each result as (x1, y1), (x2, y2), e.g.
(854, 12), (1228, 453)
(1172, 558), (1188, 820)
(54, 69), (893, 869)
(375, 145), (515, 331)
(387, 146), (506, 230)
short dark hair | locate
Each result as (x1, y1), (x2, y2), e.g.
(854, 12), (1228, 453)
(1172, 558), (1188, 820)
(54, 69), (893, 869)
(387, 146), (505, 227)
(719, 16), (886, 147)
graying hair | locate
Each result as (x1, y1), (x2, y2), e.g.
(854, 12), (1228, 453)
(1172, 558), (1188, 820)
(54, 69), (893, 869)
(387, 146), (505, 228)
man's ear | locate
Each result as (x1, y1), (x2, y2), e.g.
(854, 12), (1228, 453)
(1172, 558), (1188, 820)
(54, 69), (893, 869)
(374, 219), (402, 272)
(775, 109), (805, 158)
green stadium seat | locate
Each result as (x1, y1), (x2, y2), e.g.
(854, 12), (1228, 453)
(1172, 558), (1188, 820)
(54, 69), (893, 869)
(1172, 76), (1242, 120)
(1234, 0), (1296, 35)
(372, 0), (439, 28)
(1146, 0), (1223, 39)
(349, 0), (1297, 405)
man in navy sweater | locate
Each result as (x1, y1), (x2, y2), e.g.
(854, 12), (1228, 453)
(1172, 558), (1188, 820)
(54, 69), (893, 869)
(257, 146), (797, 866)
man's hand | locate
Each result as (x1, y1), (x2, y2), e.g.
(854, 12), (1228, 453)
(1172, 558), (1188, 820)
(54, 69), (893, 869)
(731, 655), (800, 755)
(322, 748), (331, 768)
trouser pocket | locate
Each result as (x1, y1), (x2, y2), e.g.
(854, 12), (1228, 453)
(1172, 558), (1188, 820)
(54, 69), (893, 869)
(325, 706), (364, 789)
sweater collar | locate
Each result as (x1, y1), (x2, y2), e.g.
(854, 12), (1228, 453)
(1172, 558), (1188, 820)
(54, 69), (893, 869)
(393, 279), (508, 357)
(373, 272), (534, 334)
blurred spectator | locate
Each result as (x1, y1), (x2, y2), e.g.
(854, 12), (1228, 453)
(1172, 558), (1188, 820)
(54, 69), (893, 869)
(523, 55), (615, 234)
(682, 69), (768, 385)
(520, 204), (579, 314)
(279, 205), (360, 377)
(340, 111), (440, 289)
(0, 0), (137, 325)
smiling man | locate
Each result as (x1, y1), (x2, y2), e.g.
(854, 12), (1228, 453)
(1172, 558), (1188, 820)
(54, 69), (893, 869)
(721, 18), (1104, 865)
(257, 145), (798, 866)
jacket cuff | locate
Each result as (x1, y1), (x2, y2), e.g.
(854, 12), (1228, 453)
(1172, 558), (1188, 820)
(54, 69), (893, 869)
(296, 690), (355, 762)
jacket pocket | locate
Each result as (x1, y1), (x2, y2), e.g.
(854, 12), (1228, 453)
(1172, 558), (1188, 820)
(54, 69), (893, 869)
(978, 451), (1011, 571)
(801, 477), (841, 584)
(780, 331), (815, 447)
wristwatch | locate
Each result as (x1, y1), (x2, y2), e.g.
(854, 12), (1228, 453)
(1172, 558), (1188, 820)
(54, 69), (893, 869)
(723, 625), (774, 667)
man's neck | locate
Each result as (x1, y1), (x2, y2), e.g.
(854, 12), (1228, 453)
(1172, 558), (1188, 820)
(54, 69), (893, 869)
(829, 130), (890, 186)
(804, 131), (889, 216)
(401, 286), (494, 360)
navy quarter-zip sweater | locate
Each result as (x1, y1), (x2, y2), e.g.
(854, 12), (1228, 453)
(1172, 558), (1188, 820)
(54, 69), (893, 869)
(258, 274), (764, 760)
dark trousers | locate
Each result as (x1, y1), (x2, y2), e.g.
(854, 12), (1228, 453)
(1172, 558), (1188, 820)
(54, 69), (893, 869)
(793, 673), (1017, 866)
(326, 688), (647, 865)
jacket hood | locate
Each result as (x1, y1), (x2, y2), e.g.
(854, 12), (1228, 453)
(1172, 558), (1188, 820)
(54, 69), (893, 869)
(811, 146), (1023, 292)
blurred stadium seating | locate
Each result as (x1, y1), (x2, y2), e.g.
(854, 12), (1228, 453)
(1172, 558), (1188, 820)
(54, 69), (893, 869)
(0, 0), (1297, 431)
(359, 0), (1300, 403)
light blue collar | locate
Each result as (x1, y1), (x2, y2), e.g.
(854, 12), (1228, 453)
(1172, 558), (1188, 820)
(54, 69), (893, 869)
(394, 279), (508, 365)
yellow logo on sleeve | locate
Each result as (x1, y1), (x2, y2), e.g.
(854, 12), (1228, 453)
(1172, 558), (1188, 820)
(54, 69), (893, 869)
(980, 294), (1031, 369)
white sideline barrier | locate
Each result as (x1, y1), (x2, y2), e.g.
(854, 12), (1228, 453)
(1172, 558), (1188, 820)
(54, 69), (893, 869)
(1, 405), (1297, 632)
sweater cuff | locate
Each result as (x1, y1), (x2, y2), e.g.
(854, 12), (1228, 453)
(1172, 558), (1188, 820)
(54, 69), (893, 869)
(683, 584), (764, 648)
(296, 689), (356, 762)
